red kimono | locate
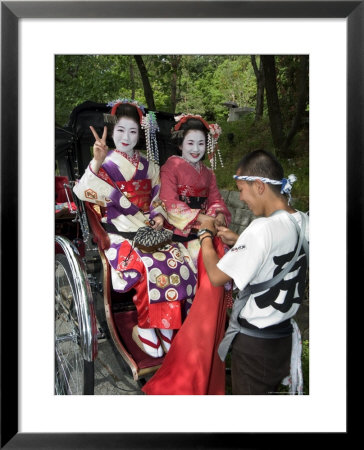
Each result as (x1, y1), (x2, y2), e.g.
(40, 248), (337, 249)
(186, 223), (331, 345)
(142, 237), (227, 395)
(160, 156), (231, 237)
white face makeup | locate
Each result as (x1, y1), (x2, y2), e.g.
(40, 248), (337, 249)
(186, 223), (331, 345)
(180, 129), (206, 164)
(112, 117), (139, 153)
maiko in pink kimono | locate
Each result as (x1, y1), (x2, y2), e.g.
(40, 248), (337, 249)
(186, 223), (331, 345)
(142, 114), (231, 395)
(160, 114), (231, 253)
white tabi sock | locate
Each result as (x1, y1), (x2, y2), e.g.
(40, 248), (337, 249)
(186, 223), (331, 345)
(158, 328), (174, 353)
(133, 326), (163, 358)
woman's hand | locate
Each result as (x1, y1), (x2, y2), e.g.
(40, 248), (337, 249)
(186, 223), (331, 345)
(150, 214), (164, 230)
(196, 213), (209, 224)
(90, 125), (109, 171)
(214, 213), (226, 227)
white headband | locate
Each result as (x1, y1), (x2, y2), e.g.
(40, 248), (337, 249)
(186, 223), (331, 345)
(233, 174), (297, 204)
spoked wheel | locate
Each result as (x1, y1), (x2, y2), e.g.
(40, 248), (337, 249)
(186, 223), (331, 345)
(55, 253), (94, 394)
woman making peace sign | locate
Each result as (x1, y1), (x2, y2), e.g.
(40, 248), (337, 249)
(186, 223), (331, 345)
(73, 100), (197, 358)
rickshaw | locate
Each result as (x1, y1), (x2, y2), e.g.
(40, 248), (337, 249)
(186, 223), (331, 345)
(55, 101), (178, 395)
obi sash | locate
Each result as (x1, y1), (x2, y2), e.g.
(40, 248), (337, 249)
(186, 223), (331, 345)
(98, 166), (152, 213)
(115, 179), (152, 213)
(177, 184), (208, 210)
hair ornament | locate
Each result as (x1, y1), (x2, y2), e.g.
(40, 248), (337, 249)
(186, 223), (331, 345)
(207, 123), (223, 170)
(173, 114), (210, 132)
(141, 111), (160, 164)
(174, 114), (224, 170)
(233, 173), (297, 204)
(105, 98), (146, 124)
(107, 98), (146, 114)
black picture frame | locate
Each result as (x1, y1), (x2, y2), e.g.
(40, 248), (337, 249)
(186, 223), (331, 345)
(1, 1), (357, 448)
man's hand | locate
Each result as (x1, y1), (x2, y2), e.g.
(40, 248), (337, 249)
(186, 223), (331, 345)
(197, 215), (216, 235)
(216, 226), (239, 247)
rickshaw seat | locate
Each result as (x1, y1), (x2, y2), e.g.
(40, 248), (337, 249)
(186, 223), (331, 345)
(85, 200), (164, 377)
(55, 176), (73, 203)
(84, 201), (110, 250)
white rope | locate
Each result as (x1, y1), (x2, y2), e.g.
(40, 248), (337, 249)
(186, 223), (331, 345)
(234, 175), (282, 185)
(233, 174), (297, 204)
(281, 319), (303, 395)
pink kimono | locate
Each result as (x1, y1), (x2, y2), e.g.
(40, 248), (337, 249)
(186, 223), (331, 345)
(160, 155), (231, 236)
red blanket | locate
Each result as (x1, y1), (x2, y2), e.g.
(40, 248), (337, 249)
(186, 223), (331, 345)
(142, 237), (227, 395)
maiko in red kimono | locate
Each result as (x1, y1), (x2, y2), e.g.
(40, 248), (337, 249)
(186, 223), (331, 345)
(159, 155), (231, 237)
(140, 156), (231, 394)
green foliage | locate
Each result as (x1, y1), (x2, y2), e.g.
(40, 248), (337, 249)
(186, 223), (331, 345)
(55, 55), (142, 126)
(276, 55), (307, 128)
(301, 340), (309, 394)
(175, 55), (256, 121)
(211, 115), (308, 212)
(55, 55), (259, 124)
(55, 54), (308, 210)
(55, 55), (310, 396)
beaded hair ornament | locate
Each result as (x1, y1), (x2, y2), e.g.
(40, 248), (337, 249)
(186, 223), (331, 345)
(103, 98), (160, 164)
(233, 173), (297, 204)
(172, 114), (223, 170)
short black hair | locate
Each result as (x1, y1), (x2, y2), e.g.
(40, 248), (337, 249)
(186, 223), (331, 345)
(236, 149), (284, 196)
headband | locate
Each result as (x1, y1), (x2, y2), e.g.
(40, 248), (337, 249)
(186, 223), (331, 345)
(234, 174), (297, 204)
(172, 114), (223, 170)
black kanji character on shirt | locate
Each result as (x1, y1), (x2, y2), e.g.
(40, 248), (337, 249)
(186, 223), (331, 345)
(254, 247), (307, 313)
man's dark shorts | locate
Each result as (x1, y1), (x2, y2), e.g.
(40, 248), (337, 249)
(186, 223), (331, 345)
(231, 332), (292, 395)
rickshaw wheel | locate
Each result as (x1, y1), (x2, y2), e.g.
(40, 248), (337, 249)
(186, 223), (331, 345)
(55, 253), (94, 394)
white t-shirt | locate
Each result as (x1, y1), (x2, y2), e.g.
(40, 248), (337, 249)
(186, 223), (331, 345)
(217, 211), (309, 329)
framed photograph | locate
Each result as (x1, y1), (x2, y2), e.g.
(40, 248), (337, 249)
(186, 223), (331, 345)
(2, 0), (357, 447)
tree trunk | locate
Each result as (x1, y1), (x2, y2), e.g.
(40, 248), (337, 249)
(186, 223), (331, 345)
(134, 55), (156, 110)
(282, 55), (309, 154)
(129, 56), (135, 100)
(251, 55), (264, 121)
(170, 55), (182, 113)
(261, 55), (285, 153)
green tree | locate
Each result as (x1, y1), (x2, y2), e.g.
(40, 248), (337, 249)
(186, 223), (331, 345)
(134, 55), (156, 110)
(251, 55), (265, 121)
(261, 55), (309, 157)
(55, 55), (141, 125)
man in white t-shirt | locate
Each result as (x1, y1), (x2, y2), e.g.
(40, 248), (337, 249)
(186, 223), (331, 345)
(198, 149), (309, 394)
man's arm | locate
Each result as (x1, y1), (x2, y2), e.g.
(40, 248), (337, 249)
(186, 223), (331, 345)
(197, 217), (235, 287)
(216, 226), (239, 247)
